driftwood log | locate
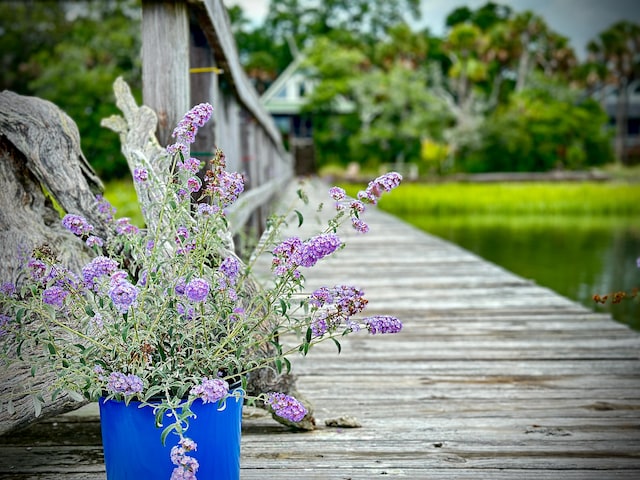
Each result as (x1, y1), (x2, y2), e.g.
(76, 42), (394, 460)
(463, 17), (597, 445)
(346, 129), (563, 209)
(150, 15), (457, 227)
(0, 91), (105, 434)
(0, 83), (312, 435)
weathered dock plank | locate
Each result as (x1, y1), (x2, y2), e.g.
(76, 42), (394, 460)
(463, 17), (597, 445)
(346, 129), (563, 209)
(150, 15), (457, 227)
(1, 178), (639, 479)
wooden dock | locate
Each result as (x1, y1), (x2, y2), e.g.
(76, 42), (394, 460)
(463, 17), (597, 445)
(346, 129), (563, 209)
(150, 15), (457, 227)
(2, 179), (640, 479)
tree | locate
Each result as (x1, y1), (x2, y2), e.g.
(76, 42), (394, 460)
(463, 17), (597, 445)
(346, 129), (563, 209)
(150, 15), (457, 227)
(586, 21), (640, 163)
(0, 0), (142, 180)
(457, 74), (614, 173)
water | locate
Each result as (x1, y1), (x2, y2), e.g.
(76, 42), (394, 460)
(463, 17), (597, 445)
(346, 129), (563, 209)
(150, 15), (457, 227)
(396, 214), (640, 331)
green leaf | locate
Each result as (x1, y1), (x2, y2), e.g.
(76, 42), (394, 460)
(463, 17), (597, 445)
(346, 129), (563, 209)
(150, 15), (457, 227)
(67, 390), (84, 402)
(84, 305), (95, 317)
(331, 337), (342, 354)
(47, 343), (56, 355)
(279, 299), (287, 315)
(294, 210), (304, 227)
(32, 396), (42, 417)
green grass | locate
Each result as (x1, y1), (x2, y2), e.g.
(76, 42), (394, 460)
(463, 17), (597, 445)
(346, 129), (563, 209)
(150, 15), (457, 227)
(103, 178), (144, 226)
(342, 182), (640, 217)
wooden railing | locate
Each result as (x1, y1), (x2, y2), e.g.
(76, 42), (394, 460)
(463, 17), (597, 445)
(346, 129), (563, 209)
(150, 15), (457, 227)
(141, 0), (293, 234)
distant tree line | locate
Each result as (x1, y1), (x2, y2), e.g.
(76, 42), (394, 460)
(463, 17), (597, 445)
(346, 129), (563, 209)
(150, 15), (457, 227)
(1, 0), (638, 179)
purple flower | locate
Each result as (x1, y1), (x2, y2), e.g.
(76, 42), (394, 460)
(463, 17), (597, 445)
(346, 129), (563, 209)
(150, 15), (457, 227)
(167, 103), (214, 155)
(106, 372), (144, 395)
(363, 315), (402, 334)
(133, 167), (148, 183)
(82, 256), (119, 291)
(185, 278), (209, 302)
(170, 438), (199, 480)
(27, 258), (47, 281)
(350, 200), (365, 213)
(205, 170), (245, 209)
(197, 203), (217, 216)
(351, 218), (369, 234)
(177, 303), (196, 320)
(179, 157), (201, 173)
(0, 313), (11, 336)
(329, 186), (346, 201)
(357, 172), (402, 205)
(0, 282), (15, 296)
(311, 312), (329, 337)
(190, 377), (229, 403)
(271, 237), (304, 277)
(332, 285), (368, 316)
(187, 176), (202, 193)
(219, 256), (240, 285)
(109, 279), (139, 313)
(265, 392), (307, 422)
(310, 287), (333, 308)
(115, 218), (139, 235)
(637, 257), (640, 269)
(85, 235), (104, 248)
(175, 277), (187, 295)
(62, 214), (94, 236)
(42, 286), (68, 308)
(298, 234), (342, 268)
(95, 195), (116, 221)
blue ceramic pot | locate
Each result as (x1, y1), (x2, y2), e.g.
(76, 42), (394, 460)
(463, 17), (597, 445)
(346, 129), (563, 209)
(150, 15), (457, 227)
(99, 393), (243, 480)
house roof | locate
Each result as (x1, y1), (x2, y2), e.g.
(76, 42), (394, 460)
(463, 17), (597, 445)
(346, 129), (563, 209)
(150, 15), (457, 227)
(260, 55), (354, 115)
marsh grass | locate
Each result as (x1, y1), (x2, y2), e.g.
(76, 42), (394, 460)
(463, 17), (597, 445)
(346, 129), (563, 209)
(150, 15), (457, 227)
(104, 178), (144, 226)
(342, 182), (640, 216)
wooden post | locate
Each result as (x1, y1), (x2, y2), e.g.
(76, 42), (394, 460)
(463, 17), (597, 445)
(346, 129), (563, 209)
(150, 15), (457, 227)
(141, 0), (190, 147)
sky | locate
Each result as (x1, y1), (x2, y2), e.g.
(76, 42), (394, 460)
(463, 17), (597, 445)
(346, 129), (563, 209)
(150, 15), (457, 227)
(223, 0), (640, 60)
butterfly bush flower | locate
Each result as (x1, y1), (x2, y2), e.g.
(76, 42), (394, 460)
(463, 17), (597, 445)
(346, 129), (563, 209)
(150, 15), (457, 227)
(85, 235), (103, 248)
(27, 258), (48, 282)
(329, 186), (346, 201)
(170, 438), (199, 480)
(62, 214), (94, 236)
(363, 315), (403, 335)
(218, 256), (240, 289)
(299, 234), (342, 268)
(185, 278), (209, 303)
(42, 286), (69, 308)
(109, 279), (138, 313)
(271, 236), (304, 277)
(179, 157), (201, 173)
(358, 172), (403, 205)
(133, 167), (148, 183)
(107, 372), (143, 395)
(351, 218), (369, 234)
(0, 313), (11, 336)
(82, 256), (119, 291)
(265, 392), (307, 422)
(167, 102), (214, 155)
(95, 194), (116, 221)
(190, 377), (229, 403)
(115, 218), (139, 235)
(187, 176), (202, 193)
(197, 203), (217, 216)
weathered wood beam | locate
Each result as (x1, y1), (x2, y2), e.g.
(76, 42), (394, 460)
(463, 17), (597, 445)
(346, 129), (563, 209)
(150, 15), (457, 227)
(141, 0), (191, 147)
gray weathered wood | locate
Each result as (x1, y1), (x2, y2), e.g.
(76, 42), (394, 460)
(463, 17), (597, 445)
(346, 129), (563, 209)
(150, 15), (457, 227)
(141, 0), (190, 147)
(0, 91), (106, 434)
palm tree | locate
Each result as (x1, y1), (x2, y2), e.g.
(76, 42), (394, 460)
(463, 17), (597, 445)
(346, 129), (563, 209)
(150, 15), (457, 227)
(587, 21), (640, 163)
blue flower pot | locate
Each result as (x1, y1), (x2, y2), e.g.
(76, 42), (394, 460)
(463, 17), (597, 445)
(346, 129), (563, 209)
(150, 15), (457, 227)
(99, 394), (243, 480)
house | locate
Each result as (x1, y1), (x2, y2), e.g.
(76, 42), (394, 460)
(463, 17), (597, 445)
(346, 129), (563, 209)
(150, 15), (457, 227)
(260, 54), (353, 174)
(595, 78), (640, 163)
